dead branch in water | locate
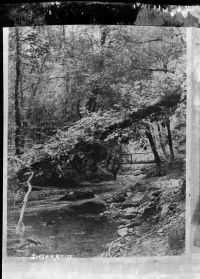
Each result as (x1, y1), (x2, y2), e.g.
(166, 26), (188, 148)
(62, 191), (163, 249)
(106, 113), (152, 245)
(16, 171), (34, 234)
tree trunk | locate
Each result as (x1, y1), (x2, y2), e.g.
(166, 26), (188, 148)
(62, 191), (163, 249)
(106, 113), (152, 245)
(16, 171), (34, 234)
(14, 27), (21, 156)
(61, 25), (70, 120)
(145, 130), (161, 166)
(166, 119), (175, 161)
(157, 123), (169, 160)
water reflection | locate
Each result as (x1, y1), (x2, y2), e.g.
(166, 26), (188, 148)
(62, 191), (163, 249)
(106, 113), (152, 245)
(7, 175), (139, 257)
(7, 208), (117, 257)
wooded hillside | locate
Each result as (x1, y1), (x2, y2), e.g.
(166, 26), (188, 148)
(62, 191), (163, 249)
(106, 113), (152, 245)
(8, 26), (186, 185)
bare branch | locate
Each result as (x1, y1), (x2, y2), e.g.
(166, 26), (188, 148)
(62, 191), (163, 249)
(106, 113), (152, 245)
(123, 36), (162, 44)
(130, 66), (175, 74)
(16, 171), (34, 234)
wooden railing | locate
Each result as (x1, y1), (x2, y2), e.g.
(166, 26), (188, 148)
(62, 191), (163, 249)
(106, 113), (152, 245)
(120, 153), (155, 164)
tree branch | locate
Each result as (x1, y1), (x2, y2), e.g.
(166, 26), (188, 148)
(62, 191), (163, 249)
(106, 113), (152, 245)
(123, 37), (162, 44)
(108, 233), (135, 257)
(130, 66), (175, 74)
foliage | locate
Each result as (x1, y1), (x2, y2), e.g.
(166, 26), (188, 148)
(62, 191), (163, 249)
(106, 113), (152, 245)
(8, 26), (186, 184)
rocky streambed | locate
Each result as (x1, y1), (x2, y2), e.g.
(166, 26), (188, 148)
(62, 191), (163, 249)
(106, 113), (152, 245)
(7, 171), (186, 258)
(7, 175), (138, 257)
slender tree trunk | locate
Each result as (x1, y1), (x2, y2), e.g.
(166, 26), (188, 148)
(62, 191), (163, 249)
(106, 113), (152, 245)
(19, 69), (23, 106)
(32, 54), (47, 97)
(166, 119), (175, 161)
(157, 123), (169, 160)
(19, 68), (25, 151)
(14, 27), (21, 156)
(16, 171), (34, 234)
(61, 25), (69, 119)
(145, 130), (161, 166)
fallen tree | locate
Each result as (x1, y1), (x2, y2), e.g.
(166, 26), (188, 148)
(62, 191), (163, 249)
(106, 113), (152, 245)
(98, 90), (182, 140)
(14, 90), (184, 186)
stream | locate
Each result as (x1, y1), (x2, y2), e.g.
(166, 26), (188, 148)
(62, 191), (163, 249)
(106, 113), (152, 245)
(7, 174), (144, 257)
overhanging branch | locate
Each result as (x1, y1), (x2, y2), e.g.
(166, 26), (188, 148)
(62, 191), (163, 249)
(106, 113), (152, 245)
(99, 91), (181, 140)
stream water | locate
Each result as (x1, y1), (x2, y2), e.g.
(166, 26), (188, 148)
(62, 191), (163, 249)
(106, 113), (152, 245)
(7, 175), (142, 257)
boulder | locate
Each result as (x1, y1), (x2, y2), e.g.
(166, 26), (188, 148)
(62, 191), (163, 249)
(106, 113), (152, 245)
(129, 181), (146, 192)
(117, 227), (128, 237)
(68, 199), (106, 214)
(121, 193), (146, 208)
(58, 190), (94, 201)
(107, 192), (127, 203)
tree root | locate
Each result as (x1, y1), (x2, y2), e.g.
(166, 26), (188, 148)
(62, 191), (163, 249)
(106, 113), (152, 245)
(16, 171), (34, 234)
(108, 229), (157, 257)
(108, 233), (132, 257)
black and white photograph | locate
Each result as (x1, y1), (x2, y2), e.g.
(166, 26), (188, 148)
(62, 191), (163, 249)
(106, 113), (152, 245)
(5, 25), (187, 259)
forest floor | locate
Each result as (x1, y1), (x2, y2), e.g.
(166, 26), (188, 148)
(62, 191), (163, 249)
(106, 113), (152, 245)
(100, 159), (186, 257)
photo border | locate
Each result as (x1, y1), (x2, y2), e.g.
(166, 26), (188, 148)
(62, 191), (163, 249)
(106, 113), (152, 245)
(2, 21), (200, 279)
